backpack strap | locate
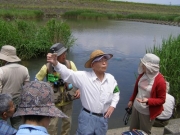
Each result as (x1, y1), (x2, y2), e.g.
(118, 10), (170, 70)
(46, 63), (54, 74)
(46, 60), (71, 80)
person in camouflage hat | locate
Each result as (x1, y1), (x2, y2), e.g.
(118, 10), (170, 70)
(13, 81), (67, 135)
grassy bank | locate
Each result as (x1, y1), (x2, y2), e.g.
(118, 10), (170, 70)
(62, 10), (180, 24)
(0, 0), (180, 23)
(0, 9), (44, 20)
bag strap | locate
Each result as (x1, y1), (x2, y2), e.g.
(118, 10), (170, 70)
(46, 63), (54, 81)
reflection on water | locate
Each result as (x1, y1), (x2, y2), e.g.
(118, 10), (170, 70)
(25, 20), (180, 134)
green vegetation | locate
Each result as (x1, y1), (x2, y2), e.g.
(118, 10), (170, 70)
(0, 19), (75, 59)
(0, 9), (44, 20)
(63, 10), (180, 22)
(0, 0), (180, 22)
(146, 35), (180, 105)
(62, 10), (123, 20)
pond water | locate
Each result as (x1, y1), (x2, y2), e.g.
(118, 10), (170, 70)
(24, 20), (180, 134)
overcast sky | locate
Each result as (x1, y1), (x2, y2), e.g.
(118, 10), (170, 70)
(113, 0), (180, 5)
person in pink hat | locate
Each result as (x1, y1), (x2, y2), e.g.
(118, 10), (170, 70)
(0, 45), (30, 129)
(47, 49), (120, 135)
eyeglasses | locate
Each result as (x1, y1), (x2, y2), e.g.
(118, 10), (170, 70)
(98, 58), (108, 63)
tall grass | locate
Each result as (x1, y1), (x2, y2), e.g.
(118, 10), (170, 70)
(63, 10), (124, 20)
(0, 19), (75, 59)
(0, 9), (44, 19)
(62, 10), (180, 22)
(146, 35), (180, 105)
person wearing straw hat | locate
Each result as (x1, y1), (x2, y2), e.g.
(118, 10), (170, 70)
(0, 45), (30, 129)
(47, 49), (120, 135)
(127, 53), (166, 134)
(13, 81), (68, 135)
(35, 43), (80, 135)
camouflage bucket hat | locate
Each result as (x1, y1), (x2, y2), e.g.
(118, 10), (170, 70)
(13, 81), (67, 118)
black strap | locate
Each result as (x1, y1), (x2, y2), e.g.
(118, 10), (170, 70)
(123, 107), (132, 125)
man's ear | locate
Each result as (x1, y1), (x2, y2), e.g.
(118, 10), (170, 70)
(2, 111), (8, 119)
(91, 63), (94, 68)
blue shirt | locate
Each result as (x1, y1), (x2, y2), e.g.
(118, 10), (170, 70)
(16, 124), (49, 135)
(0, 120), (17, 135)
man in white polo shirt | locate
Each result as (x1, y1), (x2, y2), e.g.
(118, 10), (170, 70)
(47, 49), (120, 135)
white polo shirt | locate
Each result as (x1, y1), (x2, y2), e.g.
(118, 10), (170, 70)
(54, 62), (120, 113)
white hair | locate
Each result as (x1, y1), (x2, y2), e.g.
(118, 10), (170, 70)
(0, 94), (12, 114)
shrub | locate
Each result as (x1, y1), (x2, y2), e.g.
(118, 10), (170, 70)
(0, 19), (75, 59)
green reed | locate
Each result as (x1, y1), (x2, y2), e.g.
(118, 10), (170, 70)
(0, 9), (44, 19)
(146, 35), (180, 105)
(62, 9), (180, 22)
(0, 19), (75, 60)
(62, 10), (124, 20)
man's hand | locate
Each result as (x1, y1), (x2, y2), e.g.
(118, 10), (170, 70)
(47, 53), (58, 66)
(74, 89), (80, 99)
(104, 106), (114, 118)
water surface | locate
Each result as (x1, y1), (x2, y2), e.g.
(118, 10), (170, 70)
(25, 20), (180, 134)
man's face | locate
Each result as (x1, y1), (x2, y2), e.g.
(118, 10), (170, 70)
(92, 57), (108, 73)
(57, 51), (67, 64)
(3, 101), (15, 119)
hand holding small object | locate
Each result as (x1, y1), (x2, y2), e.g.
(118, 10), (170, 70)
(47, 53), (58, 66)
(136, 97), (148, 103)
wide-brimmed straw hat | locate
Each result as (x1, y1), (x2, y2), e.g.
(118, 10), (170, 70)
(50, 43), (67, 56)
(0, 45), (21, 62)
(85, 50), (113, 68)
(13, 81), (67, 118)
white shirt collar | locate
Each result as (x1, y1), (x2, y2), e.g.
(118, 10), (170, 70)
(91, 70), (108, 83)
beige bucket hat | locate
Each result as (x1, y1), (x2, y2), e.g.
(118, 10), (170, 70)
(140, 53), (160, 68)
(85, 50), (113, 68)
(0, 45), (21, 62)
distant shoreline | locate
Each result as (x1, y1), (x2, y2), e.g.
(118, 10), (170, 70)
(126, 19), (180, 27)
(44, 13), (180, 27)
